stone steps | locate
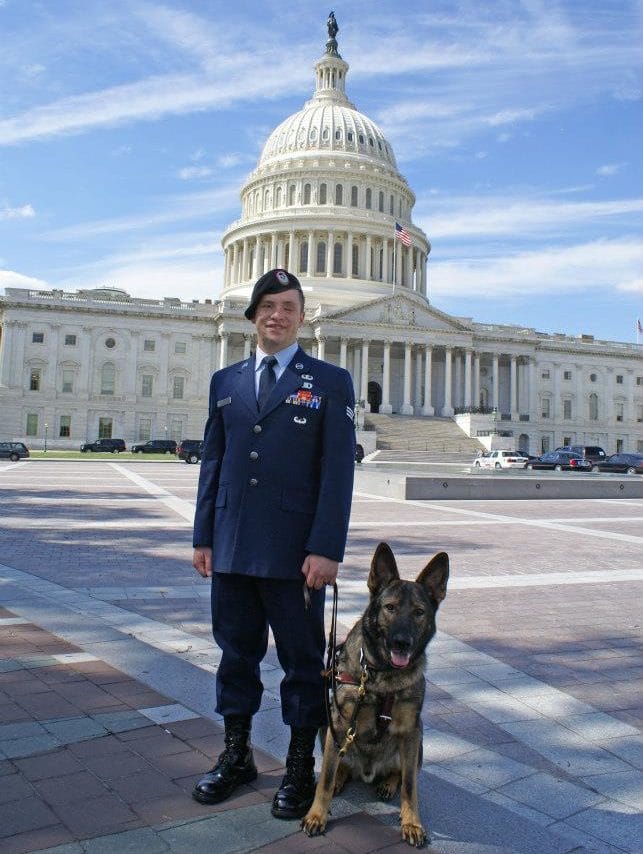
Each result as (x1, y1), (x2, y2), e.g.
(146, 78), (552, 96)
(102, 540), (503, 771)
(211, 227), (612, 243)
(363, 413), (485, 456)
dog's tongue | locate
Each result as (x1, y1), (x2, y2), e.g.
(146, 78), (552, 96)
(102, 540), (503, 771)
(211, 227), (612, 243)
(391, 650), (411, 668)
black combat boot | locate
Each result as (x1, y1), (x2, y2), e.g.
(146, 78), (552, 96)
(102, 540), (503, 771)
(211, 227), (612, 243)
(271, 726), (317, 819)
(192, 714), (257, 804)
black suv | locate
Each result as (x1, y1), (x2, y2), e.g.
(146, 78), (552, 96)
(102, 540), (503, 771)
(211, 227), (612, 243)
(80, 438), (126, 453)
(176, 439), (203, 464)
(0, 441), (30, 461)
(131, 439), (177, 454)
(555, 445), (607, 466)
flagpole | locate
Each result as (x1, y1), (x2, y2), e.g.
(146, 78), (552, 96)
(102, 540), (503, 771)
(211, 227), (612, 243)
(392, 228), (396, 295)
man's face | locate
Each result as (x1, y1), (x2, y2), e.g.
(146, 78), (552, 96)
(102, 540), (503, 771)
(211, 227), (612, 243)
(252, 289), (304, 353)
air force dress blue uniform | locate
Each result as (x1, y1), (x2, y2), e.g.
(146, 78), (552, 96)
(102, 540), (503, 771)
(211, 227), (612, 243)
(193, 344), (356, 727)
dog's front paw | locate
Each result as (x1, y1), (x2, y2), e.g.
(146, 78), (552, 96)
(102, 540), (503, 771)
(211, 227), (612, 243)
(301, 810), (328, 837)
(401, 821), (429, 848)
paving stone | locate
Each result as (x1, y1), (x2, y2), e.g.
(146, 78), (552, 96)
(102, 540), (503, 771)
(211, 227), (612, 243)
(14, 747), (85, 781)
(0, 794), (59, 837)
(91, 710), (151, 733)
(80, 826), (169, 854)
(42, 716), (108, 743)
(51, 793), (141, 836)
(2, 733), (62, 759)
(0, 825), (75, 854)
(107, 768), (186, 803)
(497, 770), (604, 818)
(0, 771), (36, 804)
(33, 770), (111, 805)
(580, 769), (643, 810)
(82, 750), (152, 781)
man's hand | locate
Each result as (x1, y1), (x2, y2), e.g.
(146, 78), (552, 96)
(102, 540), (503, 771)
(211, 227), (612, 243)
(301, 554), (339, 590)
(193, 547), (213, 578)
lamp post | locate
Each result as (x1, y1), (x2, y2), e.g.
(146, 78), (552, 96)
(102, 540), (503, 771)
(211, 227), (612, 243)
(44, 422), (48, 453)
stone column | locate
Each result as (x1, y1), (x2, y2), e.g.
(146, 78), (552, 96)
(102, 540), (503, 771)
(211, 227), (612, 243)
(317, 336), (326, 361)
(473, 352), (480, 410)
(252, 237), (260, 279)
(0, 320), (15, 387)
(442, 347), (454, 416)
(422, 345), (434, 416)
(528, 357), (537, 421)
(360, 340), (370, 412)
(289, 231), (296, 273)
(347, 232), (354, 278)
(414, 347), (423, 414)
(401, 343), (413, 414)
(492, 353), (499, 411)
(365, 236), (372, 279)
(382, 238), (389, 283)
(464, 349), (472, 409)
(454, 351), (463, 409)
(307, 232), (314, 277)
(241, 238), (249, 281)
(340, 338), (348, 369)
(243, 335), (252, 359)
(510, 355), (518, 420)
(351, 345), (360, 404)
(381, 340), (392, 414)
(218, 331), (228, 370)
(326, 231), (333, 277)
(270, 234), (277, 269)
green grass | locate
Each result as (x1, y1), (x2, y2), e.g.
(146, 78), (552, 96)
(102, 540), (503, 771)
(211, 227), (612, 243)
(29, 450), (180, 461)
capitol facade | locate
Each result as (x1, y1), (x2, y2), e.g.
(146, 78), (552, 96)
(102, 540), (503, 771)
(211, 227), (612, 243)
(1, 22), (642, 454)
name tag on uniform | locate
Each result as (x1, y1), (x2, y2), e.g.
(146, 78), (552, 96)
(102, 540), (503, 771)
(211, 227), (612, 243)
(217, 396), (232, 408)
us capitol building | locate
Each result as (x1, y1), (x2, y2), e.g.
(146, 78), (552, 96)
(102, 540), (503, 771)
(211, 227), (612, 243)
(1, 17), (642, 455)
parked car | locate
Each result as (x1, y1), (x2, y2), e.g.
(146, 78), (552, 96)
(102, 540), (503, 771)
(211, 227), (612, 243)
(555, 445), (607, 465)
(0, 441), (30, 461)
(131, 439), (177, 454)
(80, 438), (126, 453)
(526, 451), (592, 472)
(473, 450), (527, 469)
(355, 443), (365, 463)
(594, 453), (643, 475)
(176, 439), (203, 464)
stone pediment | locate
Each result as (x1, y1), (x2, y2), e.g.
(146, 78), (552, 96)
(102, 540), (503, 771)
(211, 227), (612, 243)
(318, 292), (470, 333)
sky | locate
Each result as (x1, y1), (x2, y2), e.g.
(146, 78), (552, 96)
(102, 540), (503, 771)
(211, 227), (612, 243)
(0, 0), (642, 344)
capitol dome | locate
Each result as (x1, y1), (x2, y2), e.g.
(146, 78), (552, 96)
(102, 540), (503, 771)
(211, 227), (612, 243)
(219, 16), (430, 309)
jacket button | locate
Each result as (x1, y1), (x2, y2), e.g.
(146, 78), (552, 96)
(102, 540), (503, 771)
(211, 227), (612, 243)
(249, 451), (259, 461)
(249, 478), (258, 487)
(253, 425), (262, 434)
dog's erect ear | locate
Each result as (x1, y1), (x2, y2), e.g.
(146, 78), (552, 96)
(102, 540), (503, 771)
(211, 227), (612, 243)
(368, 542), (400, 596)
(416, 552), (449, 606)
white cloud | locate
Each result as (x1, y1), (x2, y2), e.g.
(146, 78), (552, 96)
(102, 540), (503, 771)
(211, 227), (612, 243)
(0, 269), (49, 290)
(418, 195), (643, 240)
(178, 166), (212, 180)
(1, 203), (35, 219)
(596, 162), (626, 177)
(429, 238), (643, 298)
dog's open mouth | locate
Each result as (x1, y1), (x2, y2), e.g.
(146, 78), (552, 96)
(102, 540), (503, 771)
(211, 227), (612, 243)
(390, 649), (412, 668)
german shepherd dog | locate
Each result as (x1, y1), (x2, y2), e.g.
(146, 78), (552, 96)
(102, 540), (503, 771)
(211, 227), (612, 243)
(301, 542), (449, 848)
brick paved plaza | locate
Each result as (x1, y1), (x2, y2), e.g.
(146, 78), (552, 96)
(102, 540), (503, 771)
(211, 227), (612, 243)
(0, 459), (641, 853)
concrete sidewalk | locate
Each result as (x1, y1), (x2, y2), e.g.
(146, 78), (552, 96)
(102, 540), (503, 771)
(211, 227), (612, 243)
(1, 606), (619, 854)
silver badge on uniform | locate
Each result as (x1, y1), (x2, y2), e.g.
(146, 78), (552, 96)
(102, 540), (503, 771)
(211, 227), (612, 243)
(301, 374), (313, 381)
(302, 382), (312, 389)
(294, 416), (307, 425)
(295, 363), (304, 369)
(276, 270), (289, 285)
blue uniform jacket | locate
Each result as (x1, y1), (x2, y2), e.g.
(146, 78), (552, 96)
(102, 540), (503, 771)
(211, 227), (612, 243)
(193, 346), (356, 579)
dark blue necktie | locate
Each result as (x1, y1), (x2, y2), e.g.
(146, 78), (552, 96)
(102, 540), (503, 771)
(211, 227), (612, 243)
(257, 355), (277, 410)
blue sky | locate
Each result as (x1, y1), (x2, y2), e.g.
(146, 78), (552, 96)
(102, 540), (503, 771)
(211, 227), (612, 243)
(1, 0), (642, 343)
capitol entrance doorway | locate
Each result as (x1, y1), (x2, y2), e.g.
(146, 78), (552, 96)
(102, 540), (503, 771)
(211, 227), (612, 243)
(368, 381), (382, 413)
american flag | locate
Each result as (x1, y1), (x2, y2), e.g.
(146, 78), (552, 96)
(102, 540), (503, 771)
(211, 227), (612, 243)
(395, 222), (411, 247)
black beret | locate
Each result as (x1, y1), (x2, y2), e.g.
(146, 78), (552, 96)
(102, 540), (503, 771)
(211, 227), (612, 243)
(244, 269), (304, 320)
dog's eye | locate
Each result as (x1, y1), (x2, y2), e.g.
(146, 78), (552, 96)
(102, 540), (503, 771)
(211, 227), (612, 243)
(384, 603), (396, 612)
(413, 608), (425, 617)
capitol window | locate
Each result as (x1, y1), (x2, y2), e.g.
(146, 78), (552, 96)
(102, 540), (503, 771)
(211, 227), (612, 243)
(333, 243), (343, 275)
(144, 339), (155, 352)
(59, 415), (71, 438)
(322, 127), (330, 141)
(316, 242), (326, 274)
(319, 183), (327, 204)
(101, 364), (115, 396)
(589, 393), (599, 420)
(142, 374), (153, 397)
(288, 185), (295, 205)
(175, 341), (187, 355)
(62, 370), (74, 393)
(26, 413), (38, 436)
(32, 332), (44, 343)
(335, 184), (343, 205)
(365, 188), (372, 209)
(299, 242), (308, 273)
(105, 337), (116, 349)
(64, 334), (77, 346)
(347, 131), (354, 142)
(173, 376), (185, 400)
(378, 191), (384, 212)
(303, 183), (311, 204)
(29, 369), (41, 391)
(350, 185), (358, 206)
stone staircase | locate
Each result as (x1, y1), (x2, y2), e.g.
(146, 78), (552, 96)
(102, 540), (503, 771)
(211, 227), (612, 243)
(363, 413), (486, 461)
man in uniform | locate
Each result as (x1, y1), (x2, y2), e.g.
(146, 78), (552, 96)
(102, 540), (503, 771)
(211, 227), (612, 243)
(191, 269), (355, 819)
